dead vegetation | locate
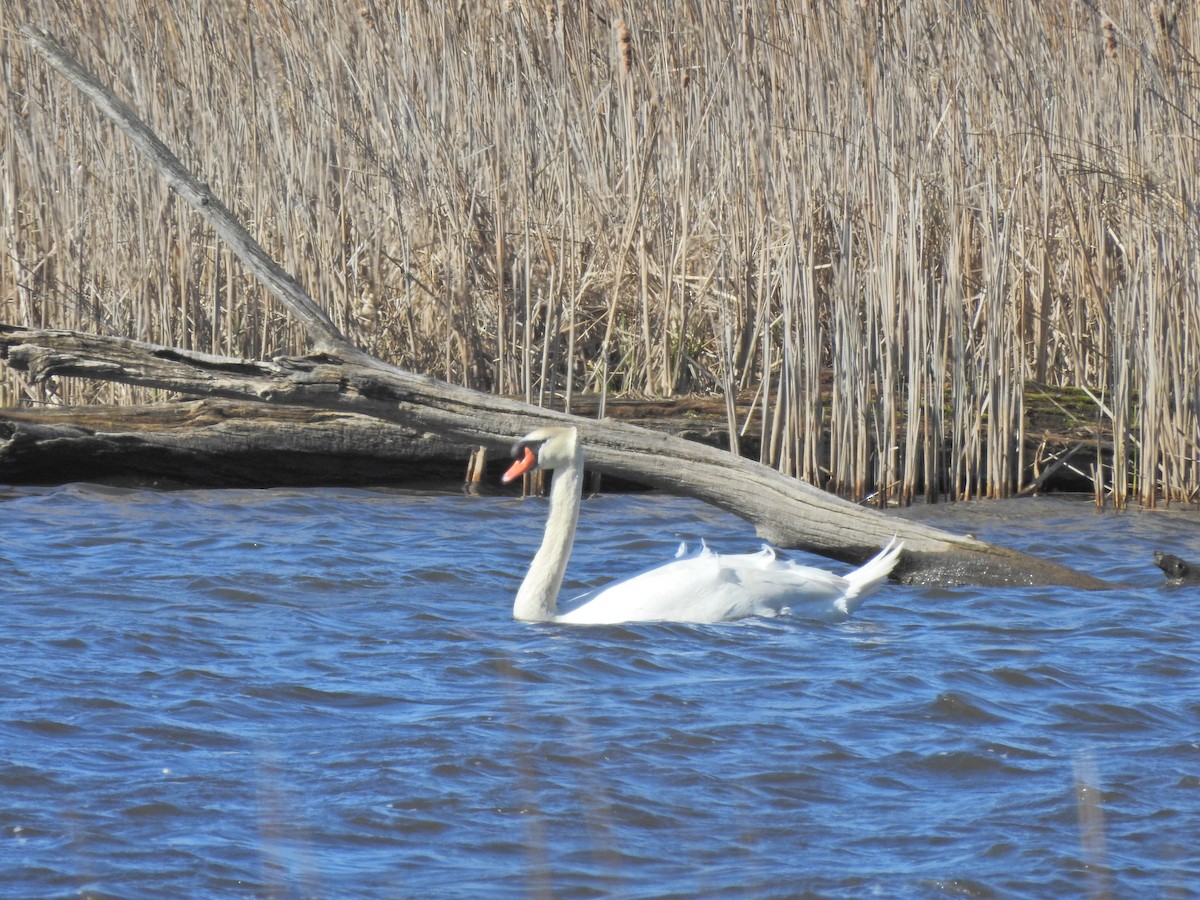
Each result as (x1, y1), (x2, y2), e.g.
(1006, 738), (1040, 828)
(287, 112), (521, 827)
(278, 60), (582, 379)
(2, 2), (1198, 505)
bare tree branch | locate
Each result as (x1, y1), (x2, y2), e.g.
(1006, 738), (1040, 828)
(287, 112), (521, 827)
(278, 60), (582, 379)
(19, 25), (350, 353)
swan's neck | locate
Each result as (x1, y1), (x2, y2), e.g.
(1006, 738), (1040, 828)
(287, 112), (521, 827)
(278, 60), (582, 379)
(514, 448), (584, 622)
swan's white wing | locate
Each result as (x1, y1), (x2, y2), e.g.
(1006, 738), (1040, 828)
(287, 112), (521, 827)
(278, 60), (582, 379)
(554, 545), (860, 625)
(556, 549), (740, 624)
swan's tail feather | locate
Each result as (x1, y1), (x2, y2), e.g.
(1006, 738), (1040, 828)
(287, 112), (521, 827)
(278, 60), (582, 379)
(837, 537), (903, 615)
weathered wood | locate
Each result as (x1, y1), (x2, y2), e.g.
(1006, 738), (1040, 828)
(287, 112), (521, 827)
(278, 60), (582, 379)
(0, 397), (1109, 494)
(0, 399), (470, 487)
(19, 25), (349, 353)
(0, 325), (1112, 588)
(0, 398), (751, 488)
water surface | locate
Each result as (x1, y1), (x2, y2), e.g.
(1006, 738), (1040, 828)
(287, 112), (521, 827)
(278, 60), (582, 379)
(2, 485), (1197, 897)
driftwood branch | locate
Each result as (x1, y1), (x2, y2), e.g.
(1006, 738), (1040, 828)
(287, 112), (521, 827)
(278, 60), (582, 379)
(19, 25), (349, 353)
(2, 26), (1115, 590)
(0, 325), (1111, 589)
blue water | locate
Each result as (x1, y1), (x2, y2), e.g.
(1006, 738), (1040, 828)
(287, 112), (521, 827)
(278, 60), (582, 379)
(1, 484), (1197, 897)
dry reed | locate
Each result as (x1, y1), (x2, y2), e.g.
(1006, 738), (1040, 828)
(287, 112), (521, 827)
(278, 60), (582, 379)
(1, 2), (1198, 505)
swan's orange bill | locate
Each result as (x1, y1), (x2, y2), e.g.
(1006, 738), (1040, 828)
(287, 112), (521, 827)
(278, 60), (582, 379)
(502, 447), (538, 483)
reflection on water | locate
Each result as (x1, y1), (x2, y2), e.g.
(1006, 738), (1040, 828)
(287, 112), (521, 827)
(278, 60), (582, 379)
(1, 485), (1197, 896)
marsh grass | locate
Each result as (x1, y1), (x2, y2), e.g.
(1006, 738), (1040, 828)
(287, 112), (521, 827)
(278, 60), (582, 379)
(2, 2), (1198, 505)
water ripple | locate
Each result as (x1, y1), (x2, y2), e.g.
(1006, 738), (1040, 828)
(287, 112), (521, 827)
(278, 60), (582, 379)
(0, 487), (1197, 896)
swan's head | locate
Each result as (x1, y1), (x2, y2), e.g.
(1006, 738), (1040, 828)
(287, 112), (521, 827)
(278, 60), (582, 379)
(502, 426), (579, 482)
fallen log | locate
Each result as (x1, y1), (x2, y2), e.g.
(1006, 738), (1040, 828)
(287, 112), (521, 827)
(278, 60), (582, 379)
(0, 399), (469, 487)
(0, 26), (1114, 590)
(0, 399), (747, 488)
(0, 397), (1107, 494)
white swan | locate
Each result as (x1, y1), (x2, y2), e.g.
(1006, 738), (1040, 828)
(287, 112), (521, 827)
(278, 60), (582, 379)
(502, 426), (902, 624)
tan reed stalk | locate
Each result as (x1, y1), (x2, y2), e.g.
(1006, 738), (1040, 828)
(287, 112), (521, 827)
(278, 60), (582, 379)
(3, 0), (1199, 502)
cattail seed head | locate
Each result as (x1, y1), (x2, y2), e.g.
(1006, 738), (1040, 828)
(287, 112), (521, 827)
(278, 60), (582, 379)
(614, 18), (632, 74)
(1102, 15), (1117, 60)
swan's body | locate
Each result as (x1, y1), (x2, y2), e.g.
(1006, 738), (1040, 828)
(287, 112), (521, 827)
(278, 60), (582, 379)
(503, 427), (902, 625)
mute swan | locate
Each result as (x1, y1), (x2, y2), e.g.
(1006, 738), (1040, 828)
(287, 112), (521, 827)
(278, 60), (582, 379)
(502, 426), (902, 624)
